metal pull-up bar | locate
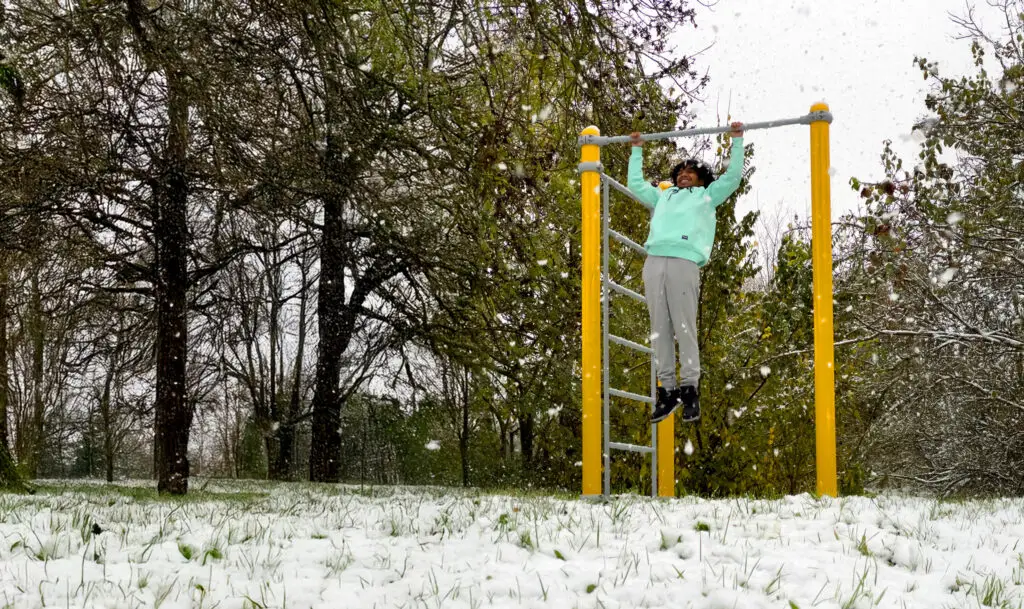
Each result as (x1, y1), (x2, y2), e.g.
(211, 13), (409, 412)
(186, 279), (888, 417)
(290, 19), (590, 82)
(579, 109), (833, 145)
(578, 103), (837, 500)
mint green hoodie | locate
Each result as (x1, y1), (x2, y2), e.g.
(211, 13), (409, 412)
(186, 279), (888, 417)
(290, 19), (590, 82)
(627, 138), (745, 267)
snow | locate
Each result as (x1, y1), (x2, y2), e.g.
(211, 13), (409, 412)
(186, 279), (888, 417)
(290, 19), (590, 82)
(425, 440), (441, 451)
(3, 482), (1024, 608)
(936, 267), (958, 287)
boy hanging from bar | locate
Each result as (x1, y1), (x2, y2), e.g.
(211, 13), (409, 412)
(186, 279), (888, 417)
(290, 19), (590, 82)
(627, 121), (745, 423)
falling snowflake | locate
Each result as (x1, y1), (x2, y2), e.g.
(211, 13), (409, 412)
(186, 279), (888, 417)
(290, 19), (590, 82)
(947, 212), (964, 225)
(683, 439), (694, 456)
(760, 365), (771, 378)
(425, 440), (440, 451)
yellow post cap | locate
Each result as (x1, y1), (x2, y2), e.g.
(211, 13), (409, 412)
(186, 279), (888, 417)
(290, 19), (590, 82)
(810, 101), (830, 113)
(581, 125), (600, 136)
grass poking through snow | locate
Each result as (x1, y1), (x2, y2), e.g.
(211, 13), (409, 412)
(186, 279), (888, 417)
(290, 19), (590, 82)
(0, 480), (1023, 608)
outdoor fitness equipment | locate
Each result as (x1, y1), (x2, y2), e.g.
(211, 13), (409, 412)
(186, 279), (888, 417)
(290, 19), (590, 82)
(577, 103), (836, 499)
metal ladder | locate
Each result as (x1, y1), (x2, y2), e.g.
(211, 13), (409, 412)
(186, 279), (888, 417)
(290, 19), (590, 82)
(599, 171), (661, 498)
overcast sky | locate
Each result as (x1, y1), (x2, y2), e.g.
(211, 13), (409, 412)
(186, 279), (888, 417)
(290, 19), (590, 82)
(662, 0), (1003, 231)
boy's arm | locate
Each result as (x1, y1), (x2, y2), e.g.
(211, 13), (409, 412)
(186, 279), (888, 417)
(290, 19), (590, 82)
(706, 137), (745, 207)
(627, 147), (662, 208)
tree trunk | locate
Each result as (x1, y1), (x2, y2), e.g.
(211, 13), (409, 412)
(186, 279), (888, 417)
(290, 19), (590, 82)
(264, 249), (281, 477)
(496, 415), (508, 461)
(272, 424), (295, 480)
(0, 442), (24, 491)
(309, 190), (347, 482)
(272, 257), (308, 481)
(519, 411), (534, 471)
(28, 269), (44, 478)
(0, 265), (9, 450)
(100, 360), (115, 482)
(153, 68), (192, 495)
(460, 396), (470, 487)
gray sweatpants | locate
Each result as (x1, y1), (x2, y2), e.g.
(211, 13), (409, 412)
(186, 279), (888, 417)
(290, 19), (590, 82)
(642, 256), (700, 389)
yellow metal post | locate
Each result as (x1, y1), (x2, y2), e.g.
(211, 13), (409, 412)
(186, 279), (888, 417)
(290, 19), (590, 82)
(655, 181), (674, 498)
(580, 126), (601, 496)
(657, 414), (674, 497)
(809, 103), (838, 497)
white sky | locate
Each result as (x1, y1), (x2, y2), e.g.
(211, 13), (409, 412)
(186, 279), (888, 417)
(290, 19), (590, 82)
(5, 481), (1024, 608)
(673, 0), (1003, 228)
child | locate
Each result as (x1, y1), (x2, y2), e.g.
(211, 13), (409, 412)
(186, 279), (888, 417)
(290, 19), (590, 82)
(627, 122), (746, 423)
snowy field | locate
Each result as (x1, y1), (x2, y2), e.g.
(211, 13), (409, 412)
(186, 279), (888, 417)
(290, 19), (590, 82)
(1, 481), (1023, 608)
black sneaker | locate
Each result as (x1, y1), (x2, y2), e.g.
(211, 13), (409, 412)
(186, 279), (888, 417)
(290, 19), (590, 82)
(679, 385), (700, 422)
(652, 387), (682, 423)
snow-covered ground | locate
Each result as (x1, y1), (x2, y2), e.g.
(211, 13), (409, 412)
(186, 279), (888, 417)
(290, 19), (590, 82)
(1, 480), (1023, 608)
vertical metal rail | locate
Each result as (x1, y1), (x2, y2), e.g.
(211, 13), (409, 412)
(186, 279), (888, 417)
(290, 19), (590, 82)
(601, 178), (611, 499)
(650, 323), (658, 497)
(599, 173), (660, 499)
(652, 327), (662, 494)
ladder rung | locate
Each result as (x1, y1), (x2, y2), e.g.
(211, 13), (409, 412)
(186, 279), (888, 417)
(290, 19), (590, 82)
(608, 229), (646, 255)
(604, 280), (645, 303)
(609, 387), (655, 404)
(603, 174), (654, 210)
(609, 442), (654, 454)
(609, 334), (652, 355)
